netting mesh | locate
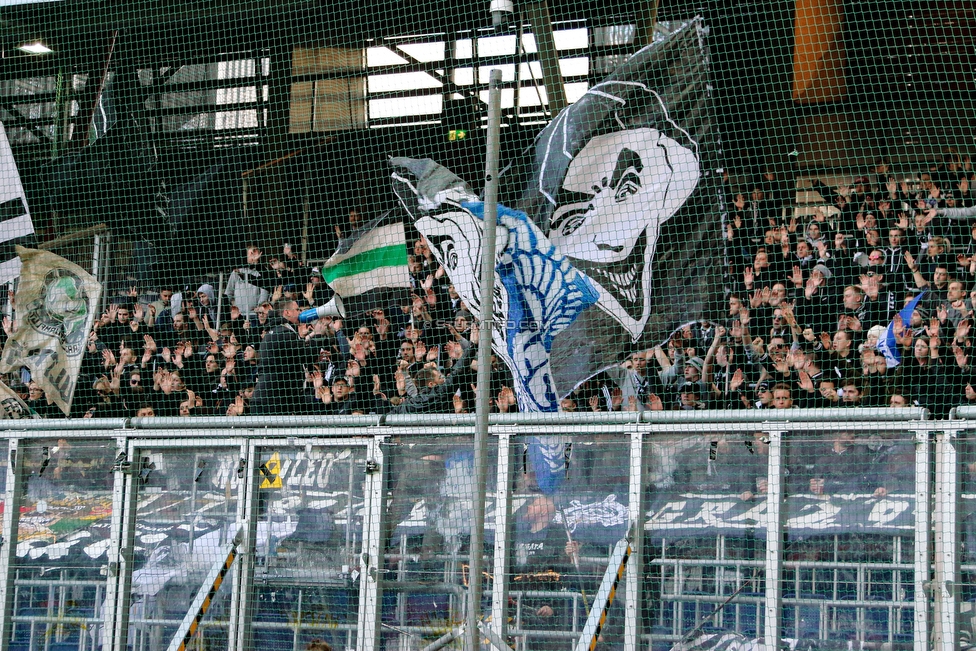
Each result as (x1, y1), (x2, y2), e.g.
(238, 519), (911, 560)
(0, 0), (973, 650)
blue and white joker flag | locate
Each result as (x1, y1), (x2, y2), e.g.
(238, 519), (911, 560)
(878, 290), (927, 369)
(390, 157), (598, 413)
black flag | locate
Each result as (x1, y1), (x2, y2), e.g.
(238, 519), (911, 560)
(516, 17), (724, 395)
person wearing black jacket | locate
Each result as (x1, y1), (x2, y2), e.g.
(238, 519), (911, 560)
(250, 299), (326, 415)
(385, 340), (476, 414)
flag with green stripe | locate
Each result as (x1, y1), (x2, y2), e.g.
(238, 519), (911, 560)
(323, 211), (413, 314)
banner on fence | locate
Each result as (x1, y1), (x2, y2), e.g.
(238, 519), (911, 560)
(646, 493), (916, 539)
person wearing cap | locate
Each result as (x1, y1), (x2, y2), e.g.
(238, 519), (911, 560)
(671, 355), (708, 407)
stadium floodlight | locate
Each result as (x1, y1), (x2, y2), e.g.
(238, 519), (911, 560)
(490, 0), (513, 27)
(17, 41), (53, 55)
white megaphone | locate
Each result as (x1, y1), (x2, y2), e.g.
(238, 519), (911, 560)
(298, 295), (345, 323)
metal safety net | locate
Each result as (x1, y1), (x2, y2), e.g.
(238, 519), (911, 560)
(0, 0), (972, 649)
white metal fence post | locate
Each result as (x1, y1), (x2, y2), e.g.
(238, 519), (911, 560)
(228, 440), (254, 651)
(356, 435), (387, 651)
(934, 429), (960, 651)
(763, 429), (784, 651)
(490, 428), (515, 645)
(624, 429), (646, 651)
(100, 436), (129, 651)
(0, 439), (25, 651)
(914, 428), (931, 651)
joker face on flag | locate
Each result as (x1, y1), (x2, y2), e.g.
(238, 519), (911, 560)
(517, 18), (724, 395)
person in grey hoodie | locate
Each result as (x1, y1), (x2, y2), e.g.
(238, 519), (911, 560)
(225, 245), (273, 316)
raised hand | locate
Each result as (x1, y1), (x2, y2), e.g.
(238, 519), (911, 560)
(790, 265), (803, 287)
(957, 319), (971, 342)
(798, 370), (814, 392)
(730, 320), (743, 340)
(743, 266), (755, 288)
(820, 331), (833, 350)
(751, 336), (765, 357)
(953, 343), (968, 368)
(730, 367), (744, 391)
(904, 251), (917, 271)
(588, 394), (601, 412)
(750, 288), (763, 309)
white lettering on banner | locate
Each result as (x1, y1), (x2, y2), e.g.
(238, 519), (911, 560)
(868, 499), (911, 526)
(302, 460), (318, 487)
(785, 500), (841, 530)
(205, 453), (352, 491)
(684, 501), (738, 527)
(648, 501), (687, 526)
(279, 459), (294, 484)
(726, 500), (768, 526)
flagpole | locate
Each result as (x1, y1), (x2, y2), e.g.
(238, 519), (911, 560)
(467, 68), (503, 651)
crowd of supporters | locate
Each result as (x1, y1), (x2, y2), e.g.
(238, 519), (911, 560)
(6, 155), (976, 418)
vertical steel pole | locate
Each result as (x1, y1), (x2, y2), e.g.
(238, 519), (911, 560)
(624, 430), (647, 651)
(763, 430), (784, 650)
(467, 68), (503, 651)
(111, 440), (141, 651)
(913, 428), (931, 651)
(934, 429), (959, 651)
(356, 436), (387, 651)
(101, 436), (129, 651)
(490, 429), (515, 642)
(0, 439), (26, 651)
(228, 441), (255, 651)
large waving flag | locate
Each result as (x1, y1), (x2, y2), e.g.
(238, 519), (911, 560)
(0, 247), (102, 415)
(390, 157), (598, 413)
(512, 17), (723, 395)
(878, 290), (927, 368)
(0, 122), (37, 285)
(322, 210), (414, 316)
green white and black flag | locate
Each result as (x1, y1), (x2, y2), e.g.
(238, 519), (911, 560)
(323, 210), (414, 315)
(0, 247), (102, 416)
(515, 18), (724, 395)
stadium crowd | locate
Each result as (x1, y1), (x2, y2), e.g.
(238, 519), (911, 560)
(7, 155), (976, 419)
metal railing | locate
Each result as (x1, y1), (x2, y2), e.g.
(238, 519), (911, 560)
(0, 409), (969, 651)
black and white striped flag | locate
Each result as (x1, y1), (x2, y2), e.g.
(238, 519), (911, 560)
(0, 122), (36, 285)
